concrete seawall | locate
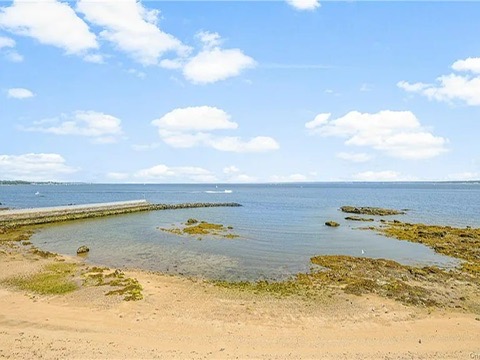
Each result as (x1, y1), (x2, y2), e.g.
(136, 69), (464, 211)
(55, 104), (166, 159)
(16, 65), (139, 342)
(0, 200), (242, 228)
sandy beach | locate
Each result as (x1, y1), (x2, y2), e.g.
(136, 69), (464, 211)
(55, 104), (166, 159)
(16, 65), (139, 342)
(1, 233), (479, 360)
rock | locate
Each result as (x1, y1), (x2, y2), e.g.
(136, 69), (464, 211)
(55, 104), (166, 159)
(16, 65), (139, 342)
(340, 206), (405, 216)
(345, 216), (374, 222)
(325, 221), (340, 227)
(77, 245), (90, 254)
(186, 218), (198, 225)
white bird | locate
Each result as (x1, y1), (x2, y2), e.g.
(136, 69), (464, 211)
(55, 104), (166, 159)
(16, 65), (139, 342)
(361, 249), (365, 255)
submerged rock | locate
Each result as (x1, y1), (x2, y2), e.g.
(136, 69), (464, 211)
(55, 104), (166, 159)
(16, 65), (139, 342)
(325, 221), (340, 227)
(77, 245), (90, 254)
(345, 216), (374, 222)
(340, 206), (405, 216)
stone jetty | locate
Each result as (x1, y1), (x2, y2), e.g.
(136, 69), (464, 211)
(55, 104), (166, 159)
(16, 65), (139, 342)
(0, 200), (242, 228)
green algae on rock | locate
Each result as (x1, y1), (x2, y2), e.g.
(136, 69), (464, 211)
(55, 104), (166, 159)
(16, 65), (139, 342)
(373, 221), (480, 275)
(159, 220), (239, 240)
(340, 206), (405, 216)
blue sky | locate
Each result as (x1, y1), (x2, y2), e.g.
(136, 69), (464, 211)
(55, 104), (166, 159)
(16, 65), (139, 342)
(1, 0), (479, 183)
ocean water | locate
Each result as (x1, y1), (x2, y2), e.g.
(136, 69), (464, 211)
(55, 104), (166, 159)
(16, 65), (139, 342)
(1, 182), (479, 281)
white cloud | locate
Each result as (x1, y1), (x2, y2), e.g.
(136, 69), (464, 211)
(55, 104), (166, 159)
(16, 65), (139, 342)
(286, 0), (320, 11)
(152, 106), (279, 153)
(183, 31), (256, 84)
(131, 143), (160, 152)
(83, 53), (104, 64)
(446, 172), (480, 181)
(305, 113), (330, 129)
(22, 110), (124, 144)
(223, 165), (240, 174)
(451, 57), (480, 74)
(106, 172), (130, 181)
(153, 106), (237, 132)
(0, 153), (77, 181)
(336, 152), (372, 163)
(270, 173), (309, 182)
(397, 81), (429, 93)
(352, 170), (403, 182)
(228, 174), (257, 183)
(398, 57), (480, 106)
(5, 50), (23, 62)
(0, 0), (98, 55)
(0, 35), (14, 49)
(0, 37), (23, 61)
(196, 31), (222, 49)
(306, 110), (447, 160)
(127, 68), (146, 79)
(7, 87), (34, 99)
(221, 166), (257, 182)
(134, 164), (217, 183)
(77, 0), (189, 66)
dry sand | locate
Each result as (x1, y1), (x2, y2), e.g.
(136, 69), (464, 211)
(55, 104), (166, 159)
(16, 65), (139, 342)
(0, 243), (479, 359)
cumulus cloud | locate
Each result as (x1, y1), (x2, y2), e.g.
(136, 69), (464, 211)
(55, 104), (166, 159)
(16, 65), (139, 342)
(336, 152), (372, 163)
(83, 53), (104, 64)
(77, 0), (189, 66)
(153, 106), (237, 132)
(183, 31), (256, 84)
(134, 164), (217, 183)
(221, 165), (257, 182)
(131, 143), (160, 152)
(152, 106), (279, 153)
(305, 113), (330, 129)
(286, 0), (320, 11)
(0, 35), (14, 49)
(446, 172), (480, 181)
(0, 36), (23, 61)
(22, 110), (124, 144)
(0, 0), (98, 56)
(306, 110), (447, 160)
(228, 173), (257, 183)
(5, 50), (23, 62)
(223, 165), (240, 174)
(0, 153), (77, 181)
(451, 57), (480, 74)
(398, 57), (480, 106)
(7, 87), (34, 99)
(352, 170), (405, 182)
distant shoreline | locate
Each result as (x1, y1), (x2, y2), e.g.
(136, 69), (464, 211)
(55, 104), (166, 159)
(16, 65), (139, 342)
(2, 180), (479, 186)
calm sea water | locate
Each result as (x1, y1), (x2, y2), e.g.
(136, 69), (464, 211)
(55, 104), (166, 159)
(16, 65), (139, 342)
(1, 183), (479, 281)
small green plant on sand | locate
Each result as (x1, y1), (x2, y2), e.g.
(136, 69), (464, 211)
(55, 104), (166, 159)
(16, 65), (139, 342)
(83, 268), (143, 301)
(4, 262), (78, 295)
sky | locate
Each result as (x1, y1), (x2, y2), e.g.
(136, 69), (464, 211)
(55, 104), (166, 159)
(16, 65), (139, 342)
(0, 0), (479, 183)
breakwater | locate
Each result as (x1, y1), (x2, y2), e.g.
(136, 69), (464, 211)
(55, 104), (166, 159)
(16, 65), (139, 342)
(0, 200), (242, 229)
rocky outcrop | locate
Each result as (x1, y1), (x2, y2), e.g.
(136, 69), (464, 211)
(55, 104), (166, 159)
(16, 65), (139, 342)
(345, 216), (374, 222)
(325, 221), (340, 227)
(340, 206), (405, 216)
